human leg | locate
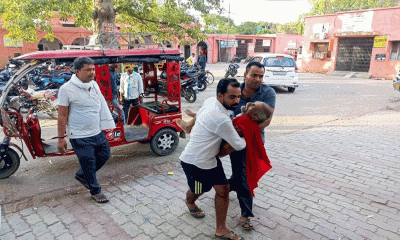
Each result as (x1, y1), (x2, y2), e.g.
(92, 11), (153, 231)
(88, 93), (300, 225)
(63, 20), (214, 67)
(122, 99), (130, 122)
(93, 132), (111, 171)
(70, 136), (102, 196)
(176, 117), (196, 134)
(181, 161), (208, 218)
(112, 98), (125, 124)
(229, 149), (254, 229)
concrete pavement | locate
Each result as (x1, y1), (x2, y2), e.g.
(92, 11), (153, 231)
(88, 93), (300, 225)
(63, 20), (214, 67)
(1, 105), (400, 239)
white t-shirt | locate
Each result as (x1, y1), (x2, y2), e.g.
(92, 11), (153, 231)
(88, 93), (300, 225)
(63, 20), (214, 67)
(58, 80), (103, 139)
(119, 72), (144, 100)
(179, 97), (246, 169)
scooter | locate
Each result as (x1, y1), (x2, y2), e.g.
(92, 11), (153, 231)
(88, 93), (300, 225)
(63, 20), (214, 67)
(224, 63), (240, 78)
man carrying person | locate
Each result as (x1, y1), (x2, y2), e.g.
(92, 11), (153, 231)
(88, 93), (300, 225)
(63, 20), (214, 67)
(119, 64), (144, 123)
(109, 63), (125, 123)
(180, 78), (246, 240)
(57, 57), (116, 203)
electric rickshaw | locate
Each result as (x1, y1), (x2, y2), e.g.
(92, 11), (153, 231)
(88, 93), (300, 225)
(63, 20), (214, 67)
(0, 37), (184, 179)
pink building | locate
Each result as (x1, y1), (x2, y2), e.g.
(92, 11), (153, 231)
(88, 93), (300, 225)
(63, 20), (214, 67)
(301, 5), (400, 79)
(177, 34), (303, 64)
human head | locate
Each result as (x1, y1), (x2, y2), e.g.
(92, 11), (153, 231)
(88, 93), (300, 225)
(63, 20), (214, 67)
(110, 63), (118, 70)
(192, 52), (195, 57)
(216, 78), (241, 111)
(124, 64), (134, 75)
(244, 61), (265, 91)
(73, 57), (95, 83)
(241, 101), (273, 123)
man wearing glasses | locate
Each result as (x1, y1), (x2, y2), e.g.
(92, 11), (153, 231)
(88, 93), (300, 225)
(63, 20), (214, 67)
(119, 64), (144, 123)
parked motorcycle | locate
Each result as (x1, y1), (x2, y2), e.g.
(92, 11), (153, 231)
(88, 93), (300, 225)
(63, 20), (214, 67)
(9, 86), (59, 119)
(224, 63), (240, 78)
(181, 78), (197, 103)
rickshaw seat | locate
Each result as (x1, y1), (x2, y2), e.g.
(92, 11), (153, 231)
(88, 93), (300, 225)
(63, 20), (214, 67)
(139, 101), (179, 114)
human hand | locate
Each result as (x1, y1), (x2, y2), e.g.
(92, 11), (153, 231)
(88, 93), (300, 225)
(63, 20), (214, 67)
(219, 141), (236, 157)
(234, 126), (244, 137)
(57, 138), (67, 154)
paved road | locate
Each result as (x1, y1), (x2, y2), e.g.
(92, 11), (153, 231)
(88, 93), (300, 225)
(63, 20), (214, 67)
(1, 67), (400, 239)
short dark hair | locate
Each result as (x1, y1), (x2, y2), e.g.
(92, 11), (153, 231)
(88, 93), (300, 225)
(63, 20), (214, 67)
(73, 57), (94, 70)
(245, 61), (265, 73)
(217, 78), (240, 95)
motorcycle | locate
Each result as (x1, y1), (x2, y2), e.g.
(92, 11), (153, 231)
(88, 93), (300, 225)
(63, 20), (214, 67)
(224, 63), (240, 78)
(9, 86), (59, 119)
(180, 77), (197, 103)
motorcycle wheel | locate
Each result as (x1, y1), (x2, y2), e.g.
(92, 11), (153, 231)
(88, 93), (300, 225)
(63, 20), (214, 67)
(224, 72), (230, 78)
(183, 88), (196, 103)
(205, 72), (215, 85)
(0, 148), (20, 179)
(198, 81), (207, 92)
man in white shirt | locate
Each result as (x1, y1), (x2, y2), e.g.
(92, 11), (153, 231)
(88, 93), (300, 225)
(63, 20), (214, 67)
(180, 78), (246, 240)
(58, 57), (115, 204)
(119, 64), (144, 122)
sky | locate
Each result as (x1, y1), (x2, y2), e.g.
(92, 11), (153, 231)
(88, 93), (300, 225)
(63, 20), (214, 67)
(216, 0), (313, 25)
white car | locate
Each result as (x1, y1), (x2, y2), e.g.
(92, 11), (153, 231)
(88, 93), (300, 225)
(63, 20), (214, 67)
(249, 54), (299, 92)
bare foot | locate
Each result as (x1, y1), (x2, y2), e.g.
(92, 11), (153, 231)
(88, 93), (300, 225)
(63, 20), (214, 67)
(175, 119), (192, 134)
(184, 109), (196, 118)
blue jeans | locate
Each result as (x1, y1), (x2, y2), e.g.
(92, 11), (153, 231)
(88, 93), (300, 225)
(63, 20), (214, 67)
(229, 148), (254, 218)
(122, 98), (139, 123)
(112, 98), (125, 124)
(70, 132), (110, 195)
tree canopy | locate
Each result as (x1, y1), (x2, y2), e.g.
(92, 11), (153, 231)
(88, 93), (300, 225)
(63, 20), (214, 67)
(0, 0), (222, 43)
(308, 0), (399, 15)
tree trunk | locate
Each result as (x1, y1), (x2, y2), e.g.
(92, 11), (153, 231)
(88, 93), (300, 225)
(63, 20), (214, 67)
(93, 0), (115, 34)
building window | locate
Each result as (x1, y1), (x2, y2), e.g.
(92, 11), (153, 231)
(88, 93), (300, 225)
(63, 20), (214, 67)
(255, 39), (270, 53)
(390, 41), (400, 60)
(62, 23), (76, 28)
(312, 42), (330, 59)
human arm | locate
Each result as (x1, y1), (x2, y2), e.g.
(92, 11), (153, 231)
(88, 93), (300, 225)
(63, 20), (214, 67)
(119, 75), (125, 102)
(57, 87), (69, 153)
(216, 120), (246, 151)
(218, 125), (244, 157)
(57, 106), (69, 153)
(259, 88), (276, 129)
(138, 75), (144, 103)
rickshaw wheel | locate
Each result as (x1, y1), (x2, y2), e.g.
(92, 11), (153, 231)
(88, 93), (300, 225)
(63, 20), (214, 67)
(0, 148), (20, 179)
(150, 128), (179, 156)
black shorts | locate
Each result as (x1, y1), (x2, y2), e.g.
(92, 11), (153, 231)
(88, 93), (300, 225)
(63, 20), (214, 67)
(181, 158), (228, 195)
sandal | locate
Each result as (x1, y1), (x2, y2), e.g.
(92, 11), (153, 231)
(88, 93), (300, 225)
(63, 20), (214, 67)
(188, 207), (205, 218)
(240, 218), (254, 230)
(215, 231), (244, 240)
(75, 175), (90, 189)
(91, 194), (109, 204)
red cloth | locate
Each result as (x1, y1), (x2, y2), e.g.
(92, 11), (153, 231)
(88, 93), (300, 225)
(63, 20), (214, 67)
(233, 115), (272, 197)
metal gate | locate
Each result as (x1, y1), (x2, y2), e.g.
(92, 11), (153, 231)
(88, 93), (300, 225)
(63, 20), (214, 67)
(236, 39), (251, 59)
(335, 37), (374, 72)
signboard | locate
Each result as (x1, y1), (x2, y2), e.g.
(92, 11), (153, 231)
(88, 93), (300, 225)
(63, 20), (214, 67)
(263, 40), (271, 47)
(339, 11), (373, 33)
(3, 37), (23, 48)
(287, 41), (297, 48)
(374, 36), (388, 48)
(375, 54), (386, 61)
(220, 40), (238, 48)
(102, 23), (115, 33)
